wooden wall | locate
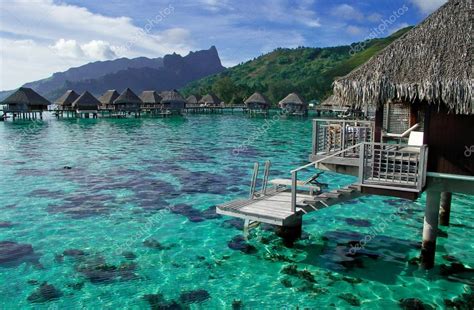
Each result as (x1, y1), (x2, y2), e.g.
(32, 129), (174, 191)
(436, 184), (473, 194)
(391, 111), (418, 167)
(424, 105), (474, 176)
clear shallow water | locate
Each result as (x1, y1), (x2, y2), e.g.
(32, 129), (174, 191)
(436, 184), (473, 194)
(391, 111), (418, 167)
(0, 114), (472, 309)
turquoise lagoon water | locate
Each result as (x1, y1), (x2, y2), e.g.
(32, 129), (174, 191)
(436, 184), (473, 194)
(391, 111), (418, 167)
(0, 114), (472, 309)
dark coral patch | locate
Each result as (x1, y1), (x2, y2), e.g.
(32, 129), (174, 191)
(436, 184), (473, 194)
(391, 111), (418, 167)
(227, 236), (257, 254)
(170, 204), (204, 222)
(144, 293), (182, 310)
(27, 282), (62, 303)
(0, 241), (41, 268)
(338, 293), (361, 307)
(122, 251), (137, 260)
(201, 206), (221, 220)
(47, 193), (117, 219)
(63, 249), (86, 257)
(75, 255), (138, 284)
(179, 289), (211, 304)
(143, 238), (172, 250)
(0, 221), (14, 228)
(221, 219), (244, 230)
(30, 189), (64, 199)
(344, 218), (372, 227)
(399, 298), (434, 310)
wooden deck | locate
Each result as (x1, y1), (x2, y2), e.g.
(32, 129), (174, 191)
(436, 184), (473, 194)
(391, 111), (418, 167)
(217, 184), (363, 226)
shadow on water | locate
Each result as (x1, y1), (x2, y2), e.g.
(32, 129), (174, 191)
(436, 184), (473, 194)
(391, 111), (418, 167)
(296, 230), (421, 285)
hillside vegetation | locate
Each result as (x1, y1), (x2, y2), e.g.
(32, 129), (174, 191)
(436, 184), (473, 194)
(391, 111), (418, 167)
(182, 27), (412, 105)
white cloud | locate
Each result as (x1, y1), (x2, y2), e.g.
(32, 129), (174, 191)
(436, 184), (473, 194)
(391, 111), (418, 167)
(50, 39), (84, 58)
(81, 40), (117, 60)
(332, 4), (364, 22)
(367, 13), (383, 23)
(347, 25), (365, 35)
(0, 0), (194, 89)
(200, 0), (233, 12)
(0, 38), (85, 90)
(409, 0), (447, 14)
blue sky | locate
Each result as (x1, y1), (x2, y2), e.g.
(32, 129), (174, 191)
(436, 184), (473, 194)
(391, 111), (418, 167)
(0, 0), (447, 90)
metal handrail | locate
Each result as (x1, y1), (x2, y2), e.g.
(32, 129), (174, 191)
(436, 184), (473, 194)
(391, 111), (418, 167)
(292, 141), (429, 212)
(384, 123), (420, 138)
(359, 142), (428, 191)
(290, 143), (364, 212)
(292, 143), (364, 173)
(312, 119), (375, 157)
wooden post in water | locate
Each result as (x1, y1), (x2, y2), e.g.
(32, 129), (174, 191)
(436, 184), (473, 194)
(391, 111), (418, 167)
(276, 215), (302, 247)
(439, 192), (452, 226)
(420, 190), (441, 269)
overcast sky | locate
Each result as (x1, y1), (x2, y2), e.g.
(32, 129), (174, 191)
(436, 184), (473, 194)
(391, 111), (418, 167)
(0, 0), (447, 90)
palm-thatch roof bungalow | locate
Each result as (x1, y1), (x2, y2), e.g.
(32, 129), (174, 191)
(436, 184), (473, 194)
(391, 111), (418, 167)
(199, 94), (222, 107)
(319, 0), (473, 268)
(55, 90), (79, 111)
(1, 87), (51, 112)
(160, 90), (186, 114)
(1, 87), (50, 120)
(328, 0), (472, 173)
(279, 93), (308, 115)
(72, 91), (100, 117)
(98, 90), (120, 110)
(245, 92), (271, 114)
(186, 95), (201, 106)
(139, 91), (162, 110)
(113, 88), (142, 112)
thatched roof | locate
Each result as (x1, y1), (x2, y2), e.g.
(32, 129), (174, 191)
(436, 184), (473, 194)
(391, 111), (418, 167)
(244, 92), (271, 106)
(186, 95), (201, 105)
(161, 90), (186, 104)
(320, 95), (353, 107)
(139, 91), (162, 104)
(72, 91), (100, 110)
(114, 88), (142, 105)
(98, 90), (120, 104)
(1, 87), (51, 106)
(279, 93), (306, 106)
(55, 90), (79, 106)
(331, 0), (473, 115)
(199, 94), (222, 105)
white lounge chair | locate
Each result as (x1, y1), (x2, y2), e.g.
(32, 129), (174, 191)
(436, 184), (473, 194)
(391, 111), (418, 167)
(401, 131), (424, 153)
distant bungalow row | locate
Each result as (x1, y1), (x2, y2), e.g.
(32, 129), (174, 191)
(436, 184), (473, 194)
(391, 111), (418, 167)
(0, 87), (309, 120)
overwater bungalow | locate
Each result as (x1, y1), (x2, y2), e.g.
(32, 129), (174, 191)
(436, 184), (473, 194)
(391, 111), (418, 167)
(139, 90), (162, 113)
(71, 91), (100, 118)
(160, 90), (186, 115)
(113, 88), (142, 117)
(244, 92), (271, 115)
(279, 93), (308, 116)
(54, 90), (79, 114)
(314, 95), (354, 118)
(216, 0), (473, 269)
(1, 87), (50, 120)
(186, 94), (201, 107)
(199, 94), (222, 107)
(98, 90), (120, 111)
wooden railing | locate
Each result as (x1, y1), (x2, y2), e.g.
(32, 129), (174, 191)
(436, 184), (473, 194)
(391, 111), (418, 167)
(359, 143), (428, 192)
(290, 142), (428, 212)
(291, 143), (363, 212)
(312, 119), (375, 158)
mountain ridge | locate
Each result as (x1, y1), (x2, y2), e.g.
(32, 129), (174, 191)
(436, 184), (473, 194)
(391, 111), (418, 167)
(181, 27), (413, 104)
(0, 46), (224, 100)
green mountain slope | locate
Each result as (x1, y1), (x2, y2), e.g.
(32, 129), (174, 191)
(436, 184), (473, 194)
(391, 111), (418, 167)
(182, 27), (412, 105)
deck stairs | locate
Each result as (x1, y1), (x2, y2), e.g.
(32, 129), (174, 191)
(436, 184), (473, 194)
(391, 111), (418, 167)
(216, 159), (364, 228)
